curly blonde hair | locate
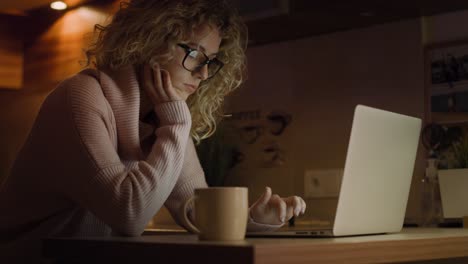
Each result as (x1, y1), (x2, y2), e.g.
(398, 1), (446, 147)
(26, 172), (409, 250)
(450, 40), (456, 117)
(85, 0), (247, 143)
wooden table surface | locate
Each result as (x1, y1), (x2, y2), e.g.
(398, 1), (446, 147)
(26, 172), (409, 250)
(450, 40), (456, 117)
(43, 228), (468, 264)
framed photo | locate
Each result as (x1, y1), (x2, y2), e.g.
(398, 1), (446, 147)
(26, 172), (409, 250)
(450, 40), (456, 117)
(425, 39), (468, 115)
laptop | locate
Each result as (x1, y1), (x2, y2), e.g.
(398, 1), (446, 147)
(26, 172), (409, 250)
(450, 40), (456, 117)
(439, 169), (468, 220)
(247, 105), (422, 237)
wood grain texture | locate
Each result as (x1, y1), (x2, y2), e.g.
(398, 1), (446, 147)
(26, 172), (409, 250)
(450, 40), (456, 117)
(43, 228), (468, 264)
(254, 229), (468, 264)
(0, 14), (25, 89)
(0, 1), (117, 185)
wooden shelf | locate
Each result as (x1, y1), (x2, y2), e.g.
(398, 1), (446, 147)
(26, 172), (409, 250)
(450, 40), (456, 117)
(432, 112), (468, 125)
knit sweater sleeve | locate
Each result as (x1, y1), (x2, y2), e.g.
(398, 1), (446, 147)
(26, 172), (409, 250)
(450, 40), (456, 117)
(163, 139), (208, 228)
(62, 76), (191, 236)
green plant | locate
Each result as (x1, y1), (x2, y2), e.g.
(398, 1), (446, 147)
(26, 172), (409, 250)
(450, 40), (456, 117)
(450, 133), (468, 169)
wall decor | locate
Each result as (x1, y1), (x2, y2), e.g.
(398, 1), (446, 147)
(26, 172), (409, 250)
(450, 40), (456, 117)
(425, 39), (468, 114)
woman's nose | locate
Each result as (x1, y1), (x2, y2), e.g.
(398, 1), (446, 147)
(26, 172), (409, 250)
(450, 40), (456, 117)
(195, 64), (209, 80)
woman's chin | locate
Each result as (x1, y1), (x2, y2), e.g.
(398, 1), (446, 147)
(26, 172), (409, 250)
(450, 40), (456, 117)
(172, 87), (188, 101)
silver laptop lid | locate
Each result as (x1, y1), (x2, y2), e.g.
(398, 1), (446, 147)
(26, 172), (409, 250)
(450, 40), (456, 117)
(333, 105), (421, 236)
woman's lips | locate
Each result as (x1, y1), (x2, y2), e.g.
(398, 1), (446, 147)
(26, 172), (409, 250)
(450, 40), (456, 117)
(184, 84), (197, 93)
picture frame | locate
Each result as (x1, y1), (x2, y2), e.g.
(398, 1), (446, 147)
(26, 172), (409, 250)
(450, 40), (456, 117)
(425, 39), (468, 118)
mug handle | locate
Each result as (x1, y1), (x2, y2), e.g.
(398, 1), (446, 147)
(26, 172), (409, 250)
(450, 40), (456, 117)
(181, 195), (200, 234)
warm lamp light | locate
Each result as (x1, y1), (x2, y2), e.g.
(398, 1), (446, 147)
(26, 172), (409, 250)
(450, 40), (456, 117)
(50, 1), (68, 10)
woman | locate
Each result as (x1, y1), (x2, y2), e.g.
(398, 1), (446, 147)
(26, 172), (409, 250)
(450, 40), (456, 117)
(0, 0), (306, 262)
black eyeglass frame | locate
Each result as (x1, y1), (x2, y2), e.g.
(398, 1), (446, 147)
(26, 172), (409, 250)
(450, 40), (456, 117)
(177, 43), (224, 79)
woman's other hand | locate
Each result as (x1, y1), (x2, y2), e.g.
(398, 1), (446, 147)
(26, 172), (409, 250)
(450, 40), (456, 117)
(249, 186), (306, 225)
(143, 63), (184, 104)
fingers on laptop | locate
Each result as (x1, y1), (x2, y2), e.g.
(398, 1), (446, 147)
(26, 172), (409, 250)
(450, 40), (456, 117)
(261, 187), (307, 223)
(269, 194), (287, 223)
(283, 196), (307, 217)
(258, 186), (272, 205)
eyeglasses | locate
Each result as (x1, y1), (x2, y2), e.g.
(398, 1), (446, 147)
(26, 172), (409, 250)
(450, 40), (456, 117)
(177, 43), (224, 79)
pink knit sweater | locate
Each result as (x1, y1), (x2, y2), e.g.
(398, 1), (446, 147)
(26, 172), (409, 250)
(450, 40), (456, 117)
(0, 66), (278, 262)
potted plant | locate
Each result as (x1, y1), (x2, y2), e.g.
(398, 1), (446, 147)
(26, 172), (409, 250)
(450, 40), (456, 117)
(420, 125), (467, 226)
(449, 133), (468, 169)
(438, 132), (468, 185)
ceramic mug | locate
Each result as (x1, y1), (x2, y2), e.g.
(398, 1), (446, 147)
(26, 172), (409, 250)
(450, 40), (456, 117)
(181, 187), (248, 241)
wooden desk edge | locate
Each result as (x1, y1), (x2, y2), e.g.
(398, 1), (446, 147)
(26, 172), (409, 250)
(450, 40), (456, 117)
(254, 234), (468, 264)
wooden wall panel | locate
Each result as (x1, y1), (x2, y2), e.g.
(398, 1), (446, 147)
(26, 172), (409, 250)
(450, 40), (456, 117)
(0, 15), (24, 89)
(0, 2), (117, 185)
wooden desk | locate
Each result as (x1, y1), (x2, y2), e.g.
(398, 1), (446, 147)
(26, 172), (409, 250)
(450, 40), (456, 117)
(43, 228), (468, 264)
